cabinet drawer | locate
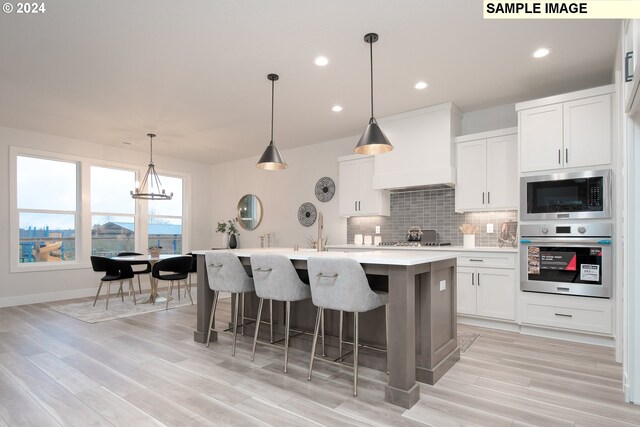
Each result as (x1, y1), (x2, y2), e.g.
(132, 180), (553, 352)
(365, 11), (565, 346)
(457, 253), (516, 269)
(521, 300), (612, 335)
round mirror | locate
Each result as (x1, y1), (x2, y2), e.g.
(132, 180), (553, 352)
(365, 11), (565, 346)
(237, 194), (263, 231)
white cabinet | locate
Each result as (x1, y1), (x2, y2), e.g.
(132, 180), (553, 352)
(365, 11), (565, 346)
(455, 128), (517, 212)
(456, 253), (516, 321)
(517, 86), (613, 173)
(520, 292), (613, 335)
(338, 155), (389, 217)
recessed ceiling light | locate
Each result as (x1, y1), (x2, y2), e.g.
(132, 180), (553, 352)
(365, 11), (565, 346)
(414, 81), (429, 90)
(532, 47), (551, 58)
(332, 105), (343, 112)
(314, 56), (329, 66)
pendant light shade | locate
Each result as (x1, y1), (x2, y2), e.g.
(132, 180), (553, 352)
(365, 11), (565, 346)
(354, 32), (393, 155)
(130, 133), (173, 200)
(257, 73), (288, 170)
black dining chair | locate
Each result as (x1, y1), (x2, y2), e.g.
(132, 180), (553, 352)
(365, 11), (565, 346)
(152, 256), (194, 310)
(90, 256), (136, 309)
(116, 251), (151, 295)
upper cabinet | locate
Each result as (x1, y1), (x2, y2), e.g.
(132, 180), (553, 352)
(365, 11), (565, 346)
(455, 128), (518, 212)
(373, 103), (462, 190)
(338, 155), (390, 217)
(623, 19), (640, 116)
(516, 85), (613, 173)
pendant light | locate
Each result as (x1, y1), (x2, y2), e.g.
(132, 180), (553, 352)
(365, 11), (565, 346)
(257, 73), (288, 170)
(130, 133), (173, 200)
(354, 33), (393, 155)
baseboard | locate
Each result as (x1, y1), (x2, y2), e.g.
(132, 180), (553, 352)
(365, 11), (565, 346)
(519, 325), (615, 347)
(0, 287), (98, 308)
(458, 315), (520, 332)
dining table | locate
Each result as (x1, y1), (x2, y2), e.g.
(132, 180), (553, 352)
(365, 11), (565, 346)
(112, 253), (183, 304)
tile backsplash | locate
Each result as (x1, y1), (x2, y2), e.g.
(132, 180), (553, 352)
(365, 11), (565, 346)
(347, 188), (517, 247)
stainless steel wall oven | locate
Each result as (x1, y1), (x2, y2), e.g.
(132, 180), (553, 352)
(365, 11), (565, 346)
(520, 223), (612, 298)
(520, 169), (611, 221)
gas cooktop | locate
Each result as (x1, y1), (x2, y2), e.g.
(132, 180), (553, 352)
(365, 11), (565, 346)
(378, 241), (452, 247)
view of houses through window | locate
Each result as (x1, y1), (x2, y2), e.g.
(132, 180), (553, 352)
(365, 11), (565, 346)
(16, 155), (185, 264)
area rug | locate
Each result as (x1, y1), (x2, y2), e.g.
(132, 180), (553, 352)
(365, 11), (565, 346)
(48, 287), (197, 323)
(457, 332), (480, 355)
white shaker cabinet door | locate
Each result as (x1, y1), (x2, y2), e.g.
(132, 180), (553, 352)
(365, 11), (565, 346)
(486, 134), (518, 210)
(338, 159), (359, 216)
(456, 267), (477, 316)
(456, 140), (487, 211)
(519, 104), (563, 173)
(357, 157), (378, 215)
(476, 268), (515, 321)
(563, 94), (612, 169)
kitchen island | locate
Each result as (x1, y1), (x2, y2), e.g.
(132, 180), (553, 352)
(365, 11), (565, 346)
(192, 248), (459, 409)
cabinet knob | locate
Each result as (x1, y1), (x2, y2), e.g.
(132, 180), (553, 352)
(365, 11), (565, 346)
(541, 227), (549, 234)
(577, 226), (586, 234)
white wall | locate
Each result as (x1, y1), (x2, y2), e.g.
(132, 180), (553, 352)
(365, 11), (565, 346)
(0, 126), (214, 306)
(209, 136), (354, 249)
(461, 103), (517, 135)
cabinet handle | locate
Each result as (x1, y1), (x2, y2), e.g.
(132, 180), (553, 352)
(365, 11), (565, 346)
(626, 51), (634, 83)
(555, 313), (573, 318)
(482, 192), (485, 204)
(472, 274), (474, 286)
(477, 273), (480, 286)
(488, 192), (490, 204)
(469, 259), (484, 262)
(565, 148), (569, 164)
(355, 201), (357, 211)
(558, 149), (561, 164)
(358, 201), (361, 211)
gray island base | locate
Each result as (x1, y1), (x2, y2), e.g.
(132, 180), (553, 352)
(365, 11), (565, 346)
(193, 249), (459, 409)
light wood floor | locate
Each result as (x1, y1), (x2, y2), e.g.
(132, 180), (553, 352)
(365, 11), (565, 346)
(1, 295), (639, 427)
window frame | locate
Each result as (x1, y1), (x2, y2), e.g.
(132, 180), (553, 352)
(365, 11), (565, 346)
(147, 172), (188, 255)
(9, 146), (191, 273)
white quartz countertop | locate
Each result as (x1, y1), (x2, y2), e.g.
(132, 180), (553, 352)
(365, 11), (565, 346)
(192, 247), (456, 266)
(325, 244), (518, 253)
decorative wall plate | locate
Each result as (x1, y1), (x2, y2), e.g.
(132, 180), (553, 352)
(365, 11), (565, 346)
(315, 176), (335, 202)
(298, 202), (317, 227)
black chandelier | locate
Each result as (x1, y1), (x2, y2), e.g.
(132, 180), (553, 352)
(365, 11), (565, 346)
(130, 133), (173, 200)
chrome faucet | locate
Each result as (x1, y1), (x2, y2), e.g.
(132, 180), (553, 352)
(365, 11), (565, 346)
(317, 212), (324, 252)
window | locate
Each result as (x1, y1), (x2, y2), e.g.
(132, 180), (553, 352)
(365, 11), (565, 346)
(148, 175), (183, 254)
(90, 166), (136, 257)
(16, 156), (78, 263)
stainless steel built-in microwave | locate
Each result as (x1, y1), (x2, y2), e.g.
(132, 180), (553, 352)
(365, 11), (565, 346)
(520, 169), (611, 221)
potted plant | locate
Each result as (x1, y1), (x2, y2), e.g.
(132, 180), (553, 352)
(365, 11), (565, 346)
(216, 218), (240, 248)
(148, 245), (162, 257)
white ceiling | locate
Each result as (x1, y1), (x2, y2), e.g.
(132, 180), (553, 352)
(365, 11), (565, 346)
(0, 0), (619, 164)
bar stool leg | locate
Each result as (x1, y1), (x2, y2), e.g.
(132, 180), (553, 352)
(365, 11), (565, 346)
(307, 307), (322, 381)
(338, 310), (344, 358)
(232, 293), (240, 356)
(240, 293), (245, 336)
(321, 308), (325, 357)
(353, 312), (359, 397)
(206, 291), (219, 347)
(251, 298), (264, 362)
(93, 281), (103, 307)
(284, 301), (291, 373)
(385, 304), (390, 374)
(269, 299), (274, 343)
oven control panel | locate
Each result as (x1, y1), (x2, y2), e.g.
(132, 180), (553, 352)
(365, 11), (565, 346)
(521, 223), (612, 238)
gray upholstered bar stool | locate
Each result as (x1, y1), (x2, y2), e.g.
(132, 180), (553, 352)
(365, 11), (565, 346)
(307, 256), (389, 397)
(205, 252), (255, 356)
(250, 253), (314, 373)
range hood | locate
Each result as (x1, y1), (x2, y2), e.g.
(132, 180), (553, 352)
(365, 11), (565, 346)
(373, 102), (461, 190)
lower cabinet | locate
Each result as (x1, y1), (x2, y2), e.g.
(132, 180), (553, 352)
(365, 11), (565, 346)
(457, 266), (515, 321)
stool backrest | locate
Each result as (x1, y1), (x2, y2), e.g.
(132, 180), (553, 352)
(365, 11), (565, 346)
(205, 252), (254, 293)
(250, 254), (309, 301)
(307, 257), (382, 313)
